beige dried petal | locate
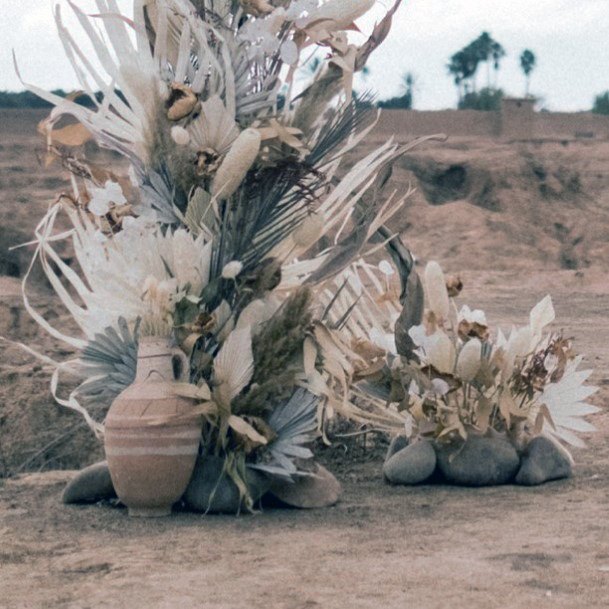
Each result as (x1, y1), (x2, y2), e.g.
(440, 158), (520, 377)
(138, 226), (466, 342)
(424, 261), (450, 321)
(426, 330), (456, 374)
(456, 338), (482, 382)
(171, 125), (190, 146)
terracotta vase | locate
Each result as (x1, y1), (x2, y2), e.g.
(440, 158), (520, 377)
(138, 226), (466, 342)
(104, 337), (201, 517)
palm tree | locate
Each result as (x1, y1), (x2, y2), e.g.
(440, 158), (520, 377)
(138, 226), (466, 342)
(447, 48), (478, 102)
(520, 49), (536, 97)
(474, 32), (493, 88)
(490, 40), (506, 87)
(402, 72), (415, 109)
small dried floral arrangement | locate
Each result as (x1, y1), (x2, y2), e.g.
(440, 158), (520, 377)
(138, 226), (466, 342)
(352, 260), (599, 458)
(14, 0), (426, 505)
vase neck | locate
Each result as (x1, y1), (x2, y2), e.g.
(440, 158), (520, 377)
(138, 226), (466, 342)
(135, 338), (176, 383)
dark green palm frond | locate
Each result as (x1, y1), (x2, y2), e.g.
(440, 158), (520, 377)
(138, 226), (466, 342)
(136, 165), (188, 226)
(248, 389), (319, 480)
(77, 317), (139, 410)
(211, 161), (324, 278)
(307, 91), (377, 167)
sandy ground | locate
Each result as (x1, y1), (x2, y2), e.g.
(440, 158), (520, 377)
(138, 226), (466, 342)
(2, 109), (609, 608)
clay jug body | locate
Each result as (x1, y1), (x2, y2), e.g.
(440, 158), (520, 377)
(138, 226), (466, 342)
(104, 337), (201, 517)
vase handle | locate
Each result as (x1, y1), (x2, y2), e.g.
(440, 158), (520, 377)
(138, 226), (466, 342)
(171, 348), (190, 382)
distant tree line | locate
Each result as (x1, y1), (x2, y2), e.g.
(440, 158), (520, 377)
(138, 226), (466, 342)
(0, 90), (126, 109)
(592, 92), (609, 115)
(375, 32), (538, 112)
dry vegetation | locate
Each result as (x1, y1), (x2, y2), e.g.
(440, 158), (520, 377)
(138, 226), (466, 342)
(2, 109), (609, 607)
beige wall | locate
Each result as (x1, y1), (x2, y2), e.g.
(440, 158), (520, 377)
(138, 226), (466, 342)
(534, 112), (609, 139)
(373, 109), (499, 139)
(372, 109), (609, 141)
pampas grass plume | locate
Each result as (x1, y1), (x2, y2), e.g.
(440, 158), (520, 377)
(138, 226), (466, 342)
(212, 128), (261, 199)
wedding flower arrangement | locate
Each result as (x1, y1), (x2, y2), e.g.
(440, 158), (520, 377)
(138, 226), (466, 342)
(16, 0), (425, 507)
(352, 259), (599, 460)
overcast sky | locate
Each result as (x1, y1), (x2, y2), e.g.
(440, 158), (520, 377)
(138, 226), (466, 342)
(2, 0), (609, 111)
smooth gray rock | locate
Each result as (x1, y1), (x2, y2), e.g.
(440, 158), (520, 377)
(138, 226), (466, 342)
(515, 436), (572, 486)
(184, 456), (270, 514)
(268, 463), (342, 508)
(435, 435), (520, 486)
(385, 435), (409, 462)
(383, 439), (436, 485)
(62, 461), (116, 504)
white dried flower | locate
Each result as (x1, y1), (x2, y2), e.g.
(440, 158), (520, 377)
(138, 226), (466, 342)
(88, 180), (127, 216)
(212, 129), (261, 199)
(459, 304), (487, 327)
(456, 338), (482, 382)
(171, 126), (191, 146)
(424, 261), (450, 320)
(425, 330), (456, 374)
(222, 260), (243, 280)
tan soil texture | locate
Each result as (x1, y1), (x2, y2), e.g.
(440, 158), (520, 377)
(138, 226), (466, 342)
(2, 109), (609, 608)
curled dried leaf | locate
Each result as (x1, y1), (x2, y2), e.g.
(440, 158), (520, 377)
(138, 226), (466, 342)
(39, 121), (93, 147)
(457, 319), (490, 342)
(446, 274), (463, 298)
(239, 0), (274, 16)
(166, 83), (200, 121)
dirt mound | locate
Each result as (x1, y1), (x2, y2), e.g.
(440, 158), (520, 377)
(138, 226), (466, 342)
(383, 139), (609, 273)
(0, 278), (101, 476)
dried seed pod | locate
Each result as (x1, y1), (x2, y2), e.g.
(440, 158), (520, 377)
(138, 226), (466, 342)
(456, 338), (482, 382)
(445, 274), (463, 297)
(242, 258), (282, 295)
(222, 260), (244, 280)
(166, 83), (200, 121)
(425, 330), (456, 374)
(195, 148), (221, 177)
(212, 129), (261, 199)
(171, 126), (191, 146)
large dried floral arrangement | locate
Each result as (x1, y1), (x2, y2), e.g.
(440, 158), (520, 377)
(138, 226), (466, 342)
(14, 0), (428, 504)
(342, 259), (599, 460)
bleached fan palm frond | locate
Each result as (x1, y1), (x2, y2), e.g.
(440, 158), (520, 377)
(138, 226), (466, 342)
(321, 261), (401, 353)
(188, 95), (240, 154)
(538, 356), (600, 449)
(136, 165), (188, 225)
(213, 327), (254, 405)
(77, 317), (139, 408)
(249, 389), (319, 480)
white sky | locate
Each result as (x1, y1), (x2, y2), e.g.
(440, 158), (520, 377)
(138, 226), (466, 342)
(2, 0), (609, 111)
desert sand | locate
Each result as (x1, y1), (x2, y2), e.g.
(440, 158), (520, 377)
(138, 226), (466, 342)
(1, 109), (609, 608)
